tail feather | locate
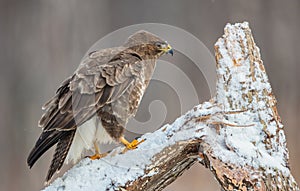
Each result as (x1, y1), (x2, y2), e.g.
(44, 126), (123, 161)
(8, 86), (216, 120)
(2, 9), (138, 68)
(27, 131), (63, 168)
(46, 130), (76, 182)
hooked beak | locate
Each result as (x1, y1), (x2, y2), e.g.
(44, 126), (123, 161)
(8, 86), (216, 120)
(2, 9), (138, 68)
(160, 44), (174, 56)
(167, 45), (174, 56)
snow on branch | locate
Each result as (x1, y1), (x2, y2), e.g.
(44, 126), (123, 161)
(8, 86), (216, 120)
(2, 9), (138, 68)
(43, 22), (299, 191)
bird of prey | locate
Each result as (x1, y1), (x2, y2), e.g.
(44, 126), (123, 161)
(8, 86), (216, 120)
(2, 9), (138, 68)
(27, 30), (173, 183)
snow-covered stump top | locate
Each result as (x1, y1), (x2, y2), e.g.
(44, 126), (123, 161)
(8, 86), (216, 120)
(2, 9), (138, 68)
(207, 22), (299, 190)
(43, 22), (299, 191)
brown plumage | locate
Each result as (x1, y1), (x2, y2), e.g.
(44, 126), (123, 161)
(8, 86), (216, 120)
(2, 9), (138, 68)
(27, 31), (173, 183)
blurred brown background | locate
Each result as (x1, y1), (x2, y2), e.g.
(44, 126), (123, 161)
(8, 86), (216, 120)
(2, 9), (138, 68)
(0, 0), (299, 191)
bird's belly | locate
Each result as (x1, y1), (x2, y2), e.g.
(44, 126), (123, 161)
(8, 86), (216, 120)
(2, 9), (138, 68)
(65, 116), (113, 164)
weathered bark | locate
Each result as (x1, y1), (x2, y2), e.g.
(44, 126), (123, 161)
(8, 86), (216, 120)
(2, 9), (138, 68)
(43, 22), (299, 191)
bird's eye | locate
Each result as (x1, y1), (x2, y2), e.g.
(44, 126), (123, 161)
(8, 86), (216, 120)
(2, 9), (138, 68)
(155, 42), (162, 48)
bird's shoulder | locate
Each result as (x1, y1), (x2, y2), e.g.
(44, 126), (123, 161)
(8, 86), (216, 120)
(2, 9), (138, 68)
(69, 47), (144, 93)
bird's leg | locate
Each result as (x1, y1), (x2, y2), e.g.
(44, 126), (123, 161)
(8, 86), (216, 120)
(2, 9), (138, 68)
(119, 136), (145, 153)
(88, 142), (107, 160)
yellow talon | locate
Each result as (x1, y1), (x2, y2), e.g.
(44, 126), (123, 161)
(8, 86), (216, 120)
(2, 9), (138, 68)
(88, 153), (107, 160)
(86, 142), (107, 160)
(126, 139), (145, 149)
(119, 137), (145, 153)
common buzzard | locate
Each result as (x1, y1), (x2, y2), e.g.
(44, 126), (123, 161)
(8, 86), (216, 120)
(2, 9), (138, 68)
(27, 31), (173, 182)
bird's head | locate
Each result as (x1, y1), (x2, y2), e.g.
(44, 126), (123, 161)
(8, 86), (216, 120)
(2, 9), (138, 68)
(124, 30), (173, 59)
(153, 41), (173, 56)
